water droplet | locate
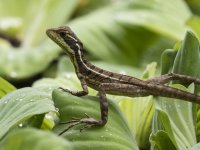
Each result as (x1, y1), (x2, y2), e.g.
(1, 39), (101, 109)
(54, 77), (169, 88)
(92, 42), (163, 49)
(66, 74), (72, 79)
(18, 123), (23, 127)
(45, 113), (52, 119)
(10, 71), (17, 78)
(55, 108), (59, 112)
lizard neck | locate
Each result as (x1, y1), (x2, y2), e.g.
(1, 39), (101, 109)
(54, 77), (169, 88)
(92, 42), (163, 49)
(71, 48), (91, 75)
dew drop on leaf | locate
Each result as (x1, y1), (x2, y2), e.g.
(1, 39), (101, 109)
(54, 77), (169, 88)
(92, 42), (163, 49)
(45, 113), (53, 120)
(18, 123), (23, 127)
(10, 71), (17, 78)
(55, 108), (59, 112)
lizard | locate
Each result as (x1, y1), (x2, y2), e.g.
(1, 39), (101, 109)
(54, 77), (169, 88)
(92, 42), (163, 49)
(46, 26), (200, 134)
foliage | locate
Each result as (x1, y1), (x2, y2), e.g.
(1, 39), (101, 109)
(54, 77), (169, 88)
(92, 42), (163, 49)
(1, 0), (200, 150)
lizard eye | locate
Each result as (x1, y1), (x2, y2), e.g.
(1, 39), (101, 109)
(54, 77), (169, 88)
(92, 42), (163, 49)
(59, 31), (66, 37)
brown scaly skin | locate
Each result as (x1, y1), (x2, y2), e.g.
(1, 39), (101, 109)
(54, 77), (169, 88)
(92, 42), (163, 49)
(46, 26), (200, 135)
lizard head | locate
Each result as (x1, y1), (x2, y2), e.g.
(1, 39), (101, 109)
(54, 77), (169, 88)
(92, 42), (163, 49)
(46, 26), (83, 56)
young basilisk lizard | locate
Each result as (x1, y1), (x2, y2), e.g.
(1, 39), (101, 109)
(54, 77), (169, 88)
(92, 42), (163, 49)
(46, 26), (200, 134)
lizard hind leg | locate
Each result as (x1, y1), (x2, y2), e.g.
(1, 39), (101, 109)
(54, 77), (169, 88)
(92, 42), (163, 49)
(146, 73), (200, 85)
(58, 84), (109, 135)
(58, 82), (155, 135)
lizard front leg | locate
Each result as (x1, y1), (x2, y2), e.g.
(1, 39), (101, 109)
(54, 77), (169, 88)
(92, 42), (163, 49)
(59, 77), (88, 97)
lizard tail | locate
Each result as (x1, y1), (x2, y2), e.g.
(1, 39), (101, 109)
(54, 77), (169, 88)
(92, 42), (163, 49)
(145, 83), (200, 103)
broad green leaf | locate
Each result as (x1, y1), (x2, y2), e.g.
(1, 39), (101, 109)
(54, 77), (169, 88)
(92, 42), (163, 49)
(68, 0), (191, 67)
(0, 128), (72, 150)
(0, 77), (16, 98)
(0, 0), (78, 80)
(172, 31), (200, 79)
(171, 31), (200, 143)
(152, 31), (200, 149)
(0, 42), (60, 80)
(52, 89), (139, 150)
(0, 87), (55, 139)
(119, 96), (153, 149)
(172, 31), (200, 141)
(119, 62), (156, 149)
(153, 85), (196, 150)
(116, 0), (191, 40)
(0, 0), (78, 46)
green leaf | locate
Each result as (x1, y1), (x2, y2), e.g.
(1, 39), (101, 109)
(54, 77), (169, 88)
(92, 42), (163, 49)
(115, 0), (191, 39)
(0, 87), (55, 139)
(153, 31), (200, 150)
(0, 0), (78, 80)
(150, 131), (176, 150)
(161, 49), (177, 74)
(190, 143), (200, 150)
(0, 77), (16, 98)
(52, 89), (139, 150)
(0, 0), (78, 45)
(119, 96), (153, 149)
(187, 16), (200, 40)
(68, 0), (191, 67)
(0, 128), (72, 150)
(153, 86), (196, 150)
(118, 62), (156, 149)
(185, 0), (200, 16)
(0, 43), (60, 80)
(172, 31), (200, 79)
(171, 31), (200, 142)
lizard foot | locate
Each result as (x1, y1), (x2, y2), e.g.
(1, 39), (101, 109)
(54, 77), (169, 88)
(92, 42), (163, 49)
(59, 115), (102, 135)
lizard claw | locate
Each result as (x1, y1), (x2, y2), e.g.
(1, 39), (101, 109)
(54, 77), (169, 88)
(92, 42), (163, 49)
(58, 87), (71, 93)
(59, 116), (101, 135)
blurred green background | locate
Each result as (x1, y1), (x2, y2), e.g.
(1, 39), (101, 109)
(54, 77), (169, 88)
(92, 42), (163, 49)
(0, 0), (199, 86)
(1, 0), (200, 150)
